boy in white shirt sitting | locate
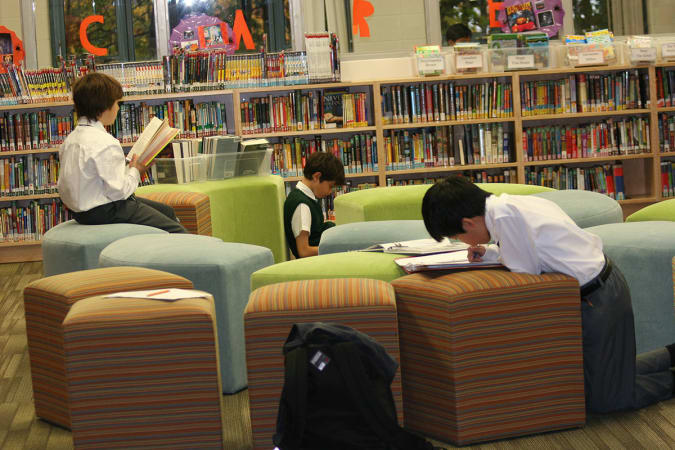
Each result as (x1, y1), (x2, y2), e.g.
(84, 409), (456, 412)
(58, 72), (187, 233)
(422, 175), (674, 413)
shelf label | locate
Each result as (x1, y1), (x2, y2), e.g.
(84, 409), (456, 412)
(456, 54), (483, 71)
(506, 54), (535, 70)
(662, 42), (675, 59)
(630, 47), (656, 62)
(416, 55), (445, 75)
(577, 50), (605, 66)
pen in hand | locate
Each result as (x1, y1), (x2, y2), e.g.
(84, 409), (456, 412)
(467, 246), (485, 262)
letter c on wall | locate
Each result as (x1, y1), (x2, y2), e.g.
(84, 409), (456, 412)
(80, 15), (108, 56)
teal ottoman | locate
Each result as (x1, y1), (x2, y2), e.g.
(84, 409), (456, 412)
(319, 220), (431, 254)
(533, 190), (623, 228)
(42, 220), (167, 277)
(626, 199), (675, 222)
(585, 221), (675, 353)
(98, 234), (275, 393)
(251, 252), (407, 291)
(334, 183), (554, 224)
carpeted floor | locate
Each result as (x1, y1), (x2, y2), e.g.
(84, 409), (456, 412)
(2, 261), (675, 449)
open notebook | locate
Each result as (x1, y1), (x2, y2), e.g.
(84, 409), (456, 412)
(362, 238), (469, 255)
(126, 116), (180, 167)
(395, 251), (503, 274)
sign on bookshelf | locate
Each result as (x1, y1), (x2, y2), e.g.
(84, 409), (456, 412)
(507, 54), (535, 70)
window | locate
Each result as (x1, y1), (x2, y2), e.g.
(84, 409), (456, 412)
(572, 0), (609, 34)
(440, 0), (490, 45)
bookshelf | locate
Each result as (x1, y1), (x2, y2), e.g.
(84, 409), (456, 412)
(2, 61), (675, 262)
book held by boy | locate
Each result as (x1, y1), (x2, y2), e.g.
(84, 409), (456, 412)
(362, 238), (469, 255)
(125, 116), (180, 167)
(394, 250), (503, 274)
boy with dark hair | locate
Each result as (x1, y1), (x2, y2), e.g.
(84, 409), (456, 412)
(445, 23), (472, 46)
(58, 72), (187, 233)
(283, 151), (345, 258)
(422, 175), (675, 413)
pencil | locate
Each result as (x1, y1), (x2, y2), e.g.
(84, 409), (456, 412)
(147, 289), (170, 297)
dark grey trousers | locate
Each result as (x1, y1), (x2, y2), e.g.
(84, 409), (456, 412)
(72, 195), (188, 234)
(582, 260), (672, 413)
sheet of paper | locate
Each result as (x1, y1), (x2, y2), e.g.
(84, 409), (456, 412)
(394, 250), (502, 272)
(105, 288), (211, 301)
(364, 238), (469, 255)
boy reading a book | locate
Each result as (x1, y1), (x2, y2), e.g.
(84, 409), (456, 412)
(58, 73), (187, 233)
(283, 152), (345, 258)
(421, 175), (674, 413)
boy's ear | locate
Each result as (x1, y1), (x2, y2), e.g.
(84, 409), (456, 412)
(312, 171), (322, 183)
(461, 217), (475, 232)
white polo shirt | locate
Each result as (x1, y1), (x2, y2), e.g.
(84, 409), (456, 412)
(290, 180), (316, 238)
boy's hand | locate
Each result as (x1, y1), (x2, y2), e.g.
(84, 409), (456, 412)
(127, 154), (147, 175)
(467, 245), (485, 262)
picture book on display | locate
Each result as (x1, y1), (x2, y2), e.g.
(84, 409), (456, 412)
(362, 238), (469, 255)
(126, 116), (180, 167)
(394, 251), (503, 274)
(506, 1), (537, 33)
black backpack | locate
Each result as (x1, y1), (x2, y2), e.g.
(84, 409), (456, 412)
(273, 322), (443, 450)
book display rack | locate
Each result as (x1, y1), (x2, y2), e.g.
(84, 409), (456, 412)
(2, 60), (674, 262)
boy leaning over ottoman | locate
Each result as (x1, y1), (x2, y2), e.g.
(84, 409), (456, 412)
(284, 151), (345, 258)
(421, 175), (675, 413)
(58, 72), (187, 233)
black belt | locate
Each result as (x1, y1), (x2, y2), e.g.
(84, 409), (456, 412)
(580, 257), (613, 297)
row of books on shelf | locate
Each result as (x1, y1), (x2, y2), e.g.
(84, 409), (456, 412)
(0, 111), (74, 151)
(107, 100), (228, 144)
(384, 124), (512, 170)
(660, 113), (675, 152)
(271, 134), (378, 177)
(240, 91), (368, 134)
(656, 67), (675, 107)
(520, 70), (649, 116)
(661, 160), (675, 197)
(0, 199), (71, 243)
(385, 169), (518, 186)
(381, 81), (513, 125)
(0, 154), (59, 197)
(322, 181), (377, 221)
(525, 163), (626, 199)
(522, 117), (650, 161)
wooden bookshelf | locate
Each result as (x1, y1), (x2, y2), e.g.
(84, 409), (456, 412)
(2, 60), (675, 262)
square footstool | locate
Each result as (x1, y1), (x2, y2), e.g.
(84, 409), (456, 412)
(64, 293), (223, 449)
(244, 278), (403, 450)
(392, 269), (585, 446)
(23, 267), (193, 429)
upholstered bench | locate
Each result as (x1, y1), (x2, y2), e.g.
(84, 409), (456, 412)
(137, 175), (287, 262)
(64, 292), (223, 448)
(585, 221), (675, 353)
(533, 189), (623, 228)
(318, 220), (431, 254)
(99, 233), (275, 393)
(136, 190), (212, 235)
(42, 220), (167, 276)
(626, 198), (675, 222)
(23, 267), (192, 429)
(250, 251), (406, 291)
(244, 278), (403, 450)
(391, 269), (585, 445)
(334, 183), (554, 224)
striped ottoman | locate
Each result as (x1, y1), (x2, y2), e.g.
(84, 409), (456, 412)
(244, 278), (403, 450)
(392, 270), (585, 446)
(63, 293), (223, 449)
(23, 267), (193, 429)
(137, 191), (212, 235)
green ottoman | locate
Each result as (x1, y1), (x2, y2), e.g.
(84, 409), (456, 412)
(533, 189), (623, 228)
(137, 175), (287, 262)
(334, 183), (554, 224)
(98, 234), (275, 393)
(42, 220), (167, 277)
(319, 220), (431, 254)
(251, 252), (407, 291)
(626, 199), (675, 222)
(585, 221), (675, 353)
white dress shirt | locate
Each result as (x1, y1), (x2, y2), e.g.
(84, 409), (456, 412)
(290, 180), (315, 238)
(58, 118), (140, 212)
(481, 194), (604, 286)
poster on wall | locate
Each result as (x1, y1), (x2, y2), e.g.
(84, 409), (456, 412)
(0, 26), (24, 71)
(497, 0), (564, 38)
(169, 13), (235, 54)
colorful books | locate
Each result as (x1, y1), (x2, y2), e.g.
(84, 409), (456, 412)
(505, 2), (537, 33)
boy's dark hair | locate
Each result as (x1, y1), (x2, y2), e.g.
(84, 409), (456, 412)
(422, 175), (491, 241)
(72, 72), (123, 120)
(446, 23), (472, 44)
(303, 151), (345, 185)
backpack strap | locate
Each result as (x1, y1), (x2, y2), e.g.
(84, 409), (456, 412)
(332, 342), (444, 450)
(274, 346), (308, 450)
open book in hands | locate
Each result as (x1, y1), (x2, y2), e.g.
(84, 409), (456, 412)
(394, 250), (503, 274)
(362, 238), (469, 255)
(126, 117), (180, 167)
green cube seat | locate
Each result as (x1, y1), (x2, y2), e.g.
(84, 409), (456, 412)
(626, 198), (675, 222)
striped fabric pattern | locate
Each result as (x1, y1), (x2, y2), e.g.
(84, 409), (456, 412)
(391, 270), (585, 446)
(137, 191), (212, 235)
(23, 267), (193, 429)
(63, 294), (223, 449)
(244, 278), (402, 450)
